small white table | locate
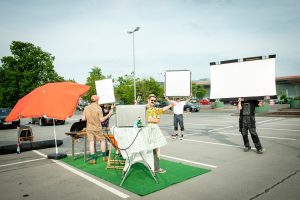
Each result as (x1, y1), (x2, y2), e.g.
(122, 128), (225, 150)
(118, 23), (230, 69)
(111, 124), (167, 186)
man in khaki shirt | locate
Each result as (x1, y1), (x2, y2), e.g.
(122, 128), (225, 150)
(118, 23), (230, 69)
(82, 95), (113, 164)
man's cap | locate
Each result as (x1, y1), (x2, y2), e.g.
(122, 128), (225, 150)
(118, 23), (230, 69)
(148, 94), (156, 99)
(91, 95), (100, 102)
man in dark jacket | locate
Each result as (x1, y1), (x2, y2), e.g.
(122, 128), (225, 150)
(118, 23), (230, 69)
(237, 98), (264, 154)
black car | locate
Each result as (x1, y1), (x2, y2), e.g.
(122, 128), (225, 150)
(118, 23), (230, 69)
(0, 108), (20, 128)
(184, 102), (200, 112)
(32, 117), (65, 126)
(76, 99), (89, 111)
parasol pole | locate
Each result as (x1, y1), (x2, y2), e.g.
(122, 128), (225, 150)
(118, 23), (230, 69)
(53, 118), (58, 154)
(47, 118), (66, 160)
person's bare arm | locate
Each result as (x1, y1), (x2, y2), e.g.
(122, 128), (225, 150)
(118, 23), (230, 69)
(237, 98), (243, 111)
(165, 97), (176, 105)
(163, 103), (173, 112)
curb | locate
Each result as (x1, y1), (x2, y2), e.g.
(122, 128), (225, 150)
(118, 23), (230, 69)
(0, 139), (63, 155)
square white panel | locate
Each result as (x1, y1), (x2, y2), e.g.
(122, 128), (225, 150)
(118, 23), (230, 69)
(165, 70), (191, 97)
(210, 58), (276, 99)
(95, 79), (116, 104)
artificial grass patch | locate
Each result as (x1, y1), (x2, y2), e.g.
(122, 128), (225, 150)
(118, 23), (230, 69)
(61, 156), (210, 196)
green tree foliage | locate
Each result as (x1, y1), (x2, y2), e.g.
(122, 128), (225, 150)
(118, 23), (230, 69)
(84, 67), (111, 102)
(136, 77), (164, 103)
(114, 74), (134, 104)
(114, 74), (164, 104)
(0, 41), (64, 108)
(192, 82), (197, 97)
(196, 85), (207, 99)
(192, 82), (207, 99)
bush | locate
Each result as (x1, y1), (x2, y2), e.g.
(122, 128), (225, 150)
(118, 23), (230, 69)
(293, 96), (300, 100)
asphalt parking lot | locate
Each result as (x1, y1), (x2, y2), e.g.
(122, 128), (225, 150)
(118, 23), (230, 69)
(0, 108), (299, 200)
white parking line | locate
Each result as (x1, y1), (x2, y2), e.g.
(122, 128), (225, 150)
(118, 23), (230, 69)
(162, 126), (297, 141)
(256, 118), (283, 125)
(33, 150), (129, 199)
(179, 137), (246, 148)
(161, 154), (217, 169)
(267, 123), (300, 126)
(0, 158), (46, 168)
(258, 127), (300, 132)
(207, 125), (234, 132)
(184, 123), (226, 127)
(33, 150), (47, 157)
(215, 132), (296, 141)
(54, 160), (129, 199)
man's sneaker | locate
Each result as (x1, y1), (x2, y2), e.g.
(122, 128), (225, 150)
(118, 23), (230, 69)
(171, 134), (178, 139)
(257, 149), (265, 154)
(244, 146), (251, 152)
(155, 168), (166, 174)
(179, 134), (184, 140)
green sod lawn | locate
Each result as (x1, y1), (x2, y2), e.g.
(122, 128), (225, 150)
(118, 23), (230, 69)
(61, 156), (211, 196)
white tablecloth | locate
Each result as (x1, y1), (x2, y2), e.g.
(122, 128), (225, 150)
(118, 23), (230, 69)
(111, 124), (167, 171)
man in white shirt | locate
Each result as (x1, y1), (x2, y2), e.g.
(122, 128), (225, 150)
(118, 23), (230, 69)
(166, 96), (191, 139)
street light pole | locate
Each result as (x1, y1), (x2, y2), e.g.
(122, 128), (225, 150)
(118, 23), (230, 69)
(128, 27), (140, 102)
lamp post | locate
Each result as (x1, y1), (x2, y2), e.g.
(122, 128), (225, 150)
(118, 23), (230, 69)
(128, 27), (140, 102)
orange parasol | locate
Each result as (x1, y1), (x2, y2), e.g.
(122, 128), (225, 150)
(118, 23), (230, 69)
(5, 82), (90, 159)
(6, 82), (90, 122)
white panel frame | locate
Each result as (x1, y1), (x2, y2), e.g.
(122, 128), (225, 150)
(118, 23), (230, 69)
(210, 58), (276, 99)
(165, 70), (191, 97)
(95, 79), (116, 104)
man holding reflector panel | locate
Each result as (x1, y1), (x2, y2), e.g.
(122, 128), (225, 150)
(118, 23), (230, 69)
(210, 55), (276, 153)
(165, 70), (192, 139)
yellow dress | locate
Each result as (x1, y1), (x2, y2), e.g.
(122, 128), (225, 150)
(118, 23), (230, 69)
(146, 107), (164, 124)
(146, 106), (164, 157)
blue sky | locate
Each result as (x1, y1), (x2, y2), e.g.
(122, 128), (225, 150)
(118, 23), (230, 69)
(1, 0), (299, 84)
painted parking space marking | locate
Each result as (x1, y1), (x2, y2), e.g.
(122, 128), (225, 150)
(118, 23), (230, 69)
(54, 160), (129, 199)
(184, 122), (227, 127)
(258, 127), (300, 132)
(182, 138), (249, 149)
(33, 150), (129, 199)
(161, 154), (217, 169)
(207, 125), (235, 133)
(162, 127), (297, 141)
(0, 158), (46, 168)
(215, 131), (296, 141)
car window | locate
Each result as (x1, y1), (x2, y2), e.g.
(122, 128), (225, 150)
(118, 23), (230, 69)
(0, 109), (11, 115)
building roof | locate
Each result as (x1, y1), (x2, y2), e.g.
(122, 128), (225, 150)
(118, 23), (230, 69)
(276, 76), (300, 81)
(276, 76), (300, 84)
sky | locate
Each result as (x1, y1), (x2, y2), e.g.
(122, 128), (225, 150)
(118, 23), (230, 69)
(0, 0), (300, 84)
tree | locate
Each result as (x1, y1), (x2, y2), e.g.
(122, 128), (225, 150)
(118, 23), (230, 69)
(84, 67), (111, 102)
(114, 74), (134, 104)
(192, 82), (197, 97)
(136, 77), (164, 102)
(114, 75), (164, 104)
(192, 82), (207, 99)
(196, 85), (207, 99)
(0, 41), (64, 108)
